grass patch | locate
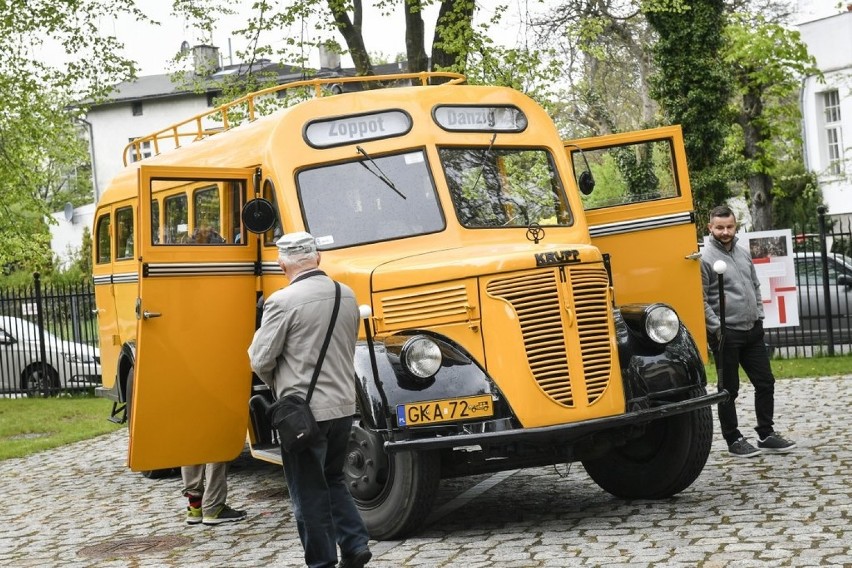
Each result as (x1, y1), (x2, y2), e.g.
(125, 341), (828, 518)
(0, 396), (122, 461)
(704, 353), (852, 384)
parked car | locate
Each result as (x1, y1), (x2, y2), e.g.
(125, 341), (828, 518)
(768, 252), (852, 347)
(0, 316), (101, 395)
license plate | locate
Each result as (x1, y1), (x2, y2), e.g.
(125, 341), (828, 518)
(397, 395), (493, 427)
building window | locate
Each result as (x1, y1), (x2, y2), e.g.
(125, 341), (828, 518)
(128, 138), (152, 163)
(131, 101), (143, 116)
(822, 90), (842, 176)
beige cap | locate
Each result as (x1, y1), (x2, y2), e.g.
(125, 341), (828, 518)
(275, 231), (317, 255)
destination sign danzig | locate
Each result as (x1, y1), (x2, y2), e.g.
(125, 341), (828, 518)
(305, 110), (411, 148)
(433, 105), (527, 132)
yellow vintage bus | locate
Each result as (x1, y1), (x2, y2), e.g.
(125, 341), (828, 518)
(94, 72), (725, 540)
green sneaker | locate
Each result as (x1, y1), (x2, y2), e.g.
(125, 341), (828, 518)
(186, 506), (202, 525)
(202, 504), (247, 525)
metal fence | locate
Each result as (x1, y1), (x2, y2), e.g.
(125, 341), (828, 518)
(0, 274), (100, 397)
(764, 209), (852, 357)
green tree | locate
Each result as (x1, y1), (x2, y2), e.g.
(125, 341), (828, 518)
(645, 0), (734, 225)
(723, 13), (821, 230)
(0, 0), (139, 268)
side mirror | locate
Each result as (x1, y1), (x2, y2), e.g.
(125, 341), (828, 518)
(578, 170), (595, 195)
(241, 198), (277, 234)
(838, 274), (852, 288)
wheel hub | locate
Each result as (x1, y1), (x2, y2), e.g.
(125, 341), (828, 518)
(345, 422), (387, 501)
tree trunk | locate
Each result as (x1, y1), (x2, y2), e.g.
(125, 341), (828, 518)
(430, 0), (475, 81)
(748, 173), (774, 231)
(326, 0), (374, 76)
(740, 88), (773, 230)
(405, 0), (429, 72)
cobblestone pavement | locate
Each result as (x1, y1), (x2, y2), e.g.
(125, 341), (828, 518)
(1, 375), (850, 567)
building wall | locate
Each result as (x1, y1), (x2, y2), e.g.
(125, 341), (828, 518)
(799, 10), (852, 223)
(86, 94), (213, 200)
(49, 203), (95, 269)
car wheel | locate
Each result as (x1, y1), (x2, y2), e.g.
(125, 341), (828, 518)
(22, 364), (60, 397)
(581, 387), (714, 499)
(346, 420), (441, 540)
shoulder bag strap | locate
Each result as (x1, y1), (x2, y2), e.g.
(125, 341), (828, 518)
(305, 281), (341, 403)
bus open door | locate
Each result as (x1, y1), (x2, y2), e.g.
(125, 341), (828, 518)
(128, 165), (260, 472)
(565, 125), (708, 360)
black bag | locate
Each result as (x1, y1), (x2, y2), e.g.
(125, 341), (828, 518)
(268, 280), (341, 454)
(268, 394), (320, 453)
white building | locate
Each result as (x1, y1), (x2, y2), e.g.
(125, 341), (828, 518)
(49, 46), (328, 266)
(798, 8), (852, 225)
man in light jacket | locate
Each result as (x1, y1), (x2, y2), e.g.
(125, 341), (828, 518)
(701, 205), (796, 458)
(249, 231), (371, 568)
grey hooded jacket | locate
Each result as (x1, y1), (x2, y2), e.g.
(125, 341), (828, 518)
(700, 235), (765, 335)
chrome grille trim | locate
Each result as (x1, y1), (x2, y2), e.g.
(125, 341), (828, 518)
(570, 269), (612, 402)
(381, 285), (469, 327)
(486, 272), (574, 406)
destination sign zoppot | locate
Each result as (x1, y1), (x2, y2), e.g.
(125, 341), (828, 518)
(304, 110), (412, 148)
(433, 105), (528, 132)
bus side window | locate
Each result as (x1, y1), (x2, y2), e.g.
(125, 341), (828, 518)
(164, 194), (188, 243)
(192, 186), (226, 244)
(115, 206), (134, 260)
(262, 179), (283, 246)
(576, 139), (679, 210)
(96, 214), (111, 264)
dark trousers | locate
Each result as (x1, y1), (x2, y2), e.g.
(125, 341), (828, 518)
(712, 322), (776, 445)
(281, 415), (370, 568)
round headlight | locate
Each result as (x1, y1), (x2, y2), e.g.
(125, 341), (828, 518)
(401, 336), (443, 379)
(645, 305), (680, 344)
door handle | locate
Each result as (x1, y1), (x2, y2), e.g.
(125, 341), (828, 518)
(143, 310), (162, 319)
(685, 251), (702, 260)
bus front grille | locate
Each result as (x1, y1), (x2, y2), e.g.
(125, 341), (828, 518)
(486, 267), (612, 407)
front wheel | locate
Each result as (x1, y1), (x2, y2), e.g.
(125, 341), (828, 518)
(581, 388), (714, 499)
(346, 421), (441, 540)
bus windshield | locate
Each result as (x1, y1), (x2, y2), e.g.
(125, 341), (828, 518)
(298, 150), (445, 249)
(439, 146), (572, 228)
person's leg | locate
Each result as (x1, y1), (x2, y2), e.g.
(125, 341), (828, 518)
(200, 462), (229, 517)
(181, 465), (205, 524)
(714, 329), (745, 445)
(324, 416), (370, 558)
(282, 425), (337, 568)
(181, 464), (205, 500)
(739, 324), (776, 440)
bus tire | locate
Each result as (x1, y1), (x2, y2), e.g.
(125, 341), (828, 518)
(141, 468), (179, 479)
(581, 387), (713, 499)
(346, 420), (440, 540)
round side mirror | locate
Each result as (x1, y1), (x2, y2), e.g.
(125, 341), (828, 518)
(578, 170), (596, 195)
(241, 198), (276, 234)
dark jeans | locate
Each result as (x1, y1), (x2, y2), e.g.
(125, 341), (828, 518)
(281, 415), (370, 568)
(711, 321), (776, 445)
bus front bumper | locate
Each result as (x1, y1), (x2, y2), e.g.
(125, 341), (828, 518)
(384, 390), (728, 453)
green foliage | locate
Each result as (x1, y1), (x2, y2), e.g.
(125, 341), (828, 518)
(0, 0), (137, 268)
(646, 0), (733, 219)
(771, 162), (824, 232)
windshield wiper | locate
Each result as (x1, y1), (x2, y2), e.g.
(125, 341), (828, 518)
(468, 132), (497, 201)
(356, 146), (406, 199)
